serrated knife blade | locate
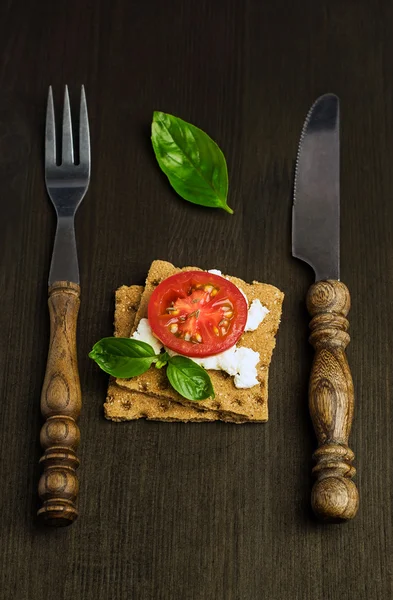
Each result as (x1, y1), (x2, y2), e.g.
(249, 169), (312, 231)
(292, 94), (359, 523)
(292, 94), (340, 281)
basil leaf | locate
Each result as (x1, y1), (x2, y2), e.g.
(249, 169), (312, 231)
(89, 337), (157, 378)
(151, 111), (233, 214)
(166, 355), (215, 401)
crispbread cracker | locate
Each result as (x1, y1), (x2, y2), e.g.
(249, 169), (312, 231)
(116, 260), (284, 421)
(113, 284), (144, 338)
(104, 285), (220, 422)
(105, 382), (223, 422)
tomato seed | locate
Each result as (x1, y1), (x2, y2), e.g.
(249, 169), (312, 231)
(224, 310), (233, 319)
(169, 324), (178, 334)
(194, 333), (203, 343)
(219, 319), (229, 328)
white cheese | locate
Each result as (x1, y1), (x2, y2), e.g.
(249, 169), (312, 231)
(207, 269), (222, 276)
(131, 318), (162, 354)
(233, 347), (260, 388)
(166, 344), (260, 389)
(173, 345), (238, 376)
(211, 345), (238, 376)
(245, 299), (269, 331)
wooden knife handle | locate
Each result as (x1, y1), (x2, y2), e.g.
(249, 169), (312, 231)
(307, 280), (359, 522)
(37, 281), (81, 526)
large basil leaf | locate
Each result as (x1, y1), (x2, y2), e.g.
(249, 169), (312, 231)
(166, 355), (215, 401)
(151, 111), (233, 214)
(89, 337), (157, 378)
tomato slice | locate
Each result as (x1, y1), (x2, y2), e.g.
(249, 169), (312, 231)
(148, 271), (248, 357)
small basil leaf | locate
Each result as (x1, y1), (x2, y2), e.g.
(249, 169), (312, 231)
(151, 111), (233, 214)
(155, 351), (170, 369)
(166, 355), (215, 401)
(89, 337), (157, 378)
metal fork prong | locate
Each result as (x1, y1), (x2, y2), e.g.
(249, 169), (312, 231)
(62, 85), (74, 165)
(79, 85), (90, 168)
(45, 86), (56, 166)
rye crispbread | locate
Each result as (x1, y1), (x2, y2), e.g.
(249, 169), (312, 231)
(115, 260), (284, 421)
(104, 285), (220, 422)
(105, 381), (223, 421)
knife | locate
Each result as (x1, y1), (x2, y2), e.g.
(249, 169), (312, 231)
(292, 94), (359, 522)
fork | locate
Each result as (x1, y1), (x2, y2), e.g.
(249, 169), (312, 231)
(37, 86), (90, 526)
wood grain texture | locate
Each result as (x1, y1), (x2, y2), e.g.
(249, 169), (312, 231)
(38, 281), (81, 525)
(307, 280), (358, 521)
(0, 0), (393, 598)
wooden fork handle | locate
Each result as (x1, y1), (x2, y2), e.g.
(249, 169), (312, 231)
(307, 280), (359, 522)
(38, 281), (81, 526)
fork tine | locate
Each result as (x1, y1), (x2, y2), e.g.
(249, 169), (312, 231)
(45, 86), (56, 165)
(62, 85), (74, 164)
(79, 85), (90, 168)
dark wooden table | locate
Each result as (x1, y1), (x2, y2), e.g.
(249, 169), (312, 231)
(1, 1), (392, 598)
